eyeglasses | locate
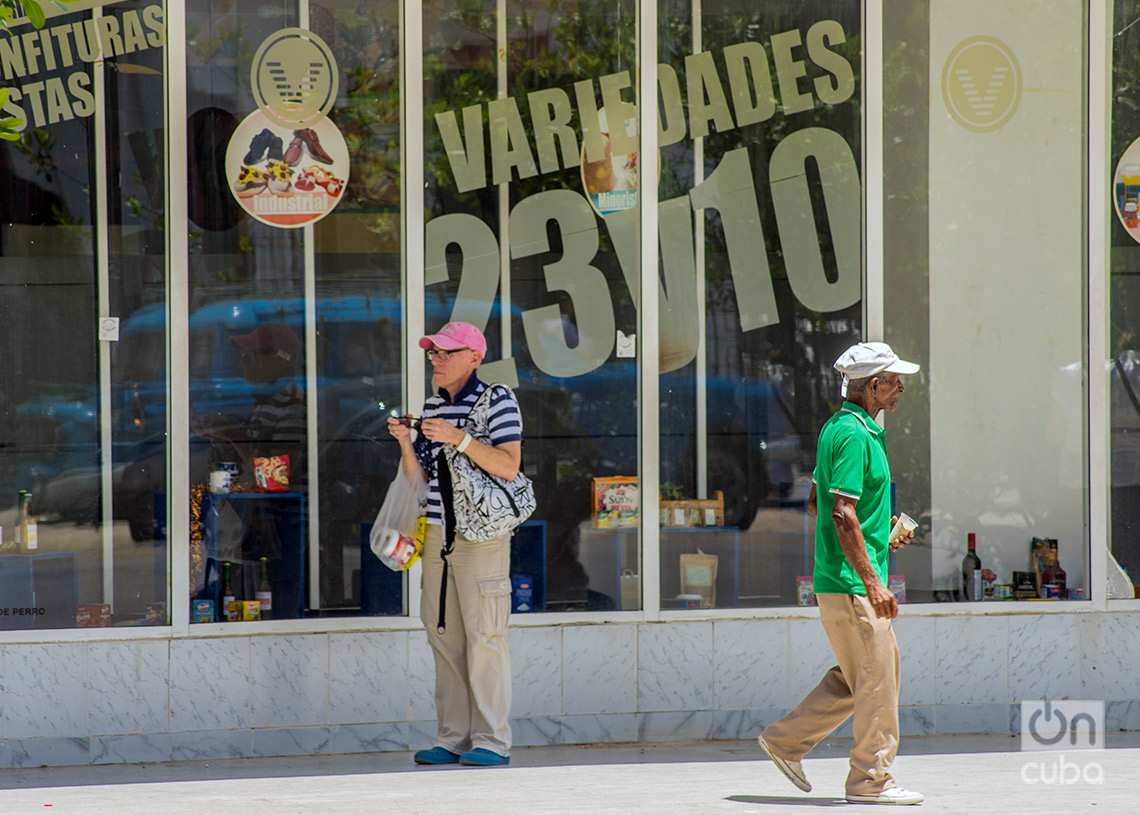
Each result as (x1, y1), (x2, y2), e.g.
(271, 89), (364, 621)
(426, 347), (469, 361)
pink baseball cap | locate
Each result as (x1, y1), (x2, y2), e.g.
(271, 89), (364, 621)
(418, 321), (487, 355)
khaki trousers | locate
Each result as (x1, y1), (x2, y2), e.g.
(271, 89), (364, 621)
(760, 592), (901, 796)
(420, 524), (513, 756)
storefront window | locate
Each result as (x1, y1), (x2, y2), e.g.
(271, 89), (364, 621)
(424, 0), (640, 611)
(184, 0), (403, 622)
(655, 0), (862, 610)
(0, 0), (170, 628)
(1109, 0), (1140, 601)
(884, 0), (1089, 603)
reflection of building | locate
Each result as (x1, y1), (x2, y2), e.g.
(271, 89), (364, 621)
(0, 0), (1137, 769)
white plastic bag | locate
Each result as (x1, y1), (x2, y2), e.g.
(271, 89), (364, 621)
(370, 465), (428, 571)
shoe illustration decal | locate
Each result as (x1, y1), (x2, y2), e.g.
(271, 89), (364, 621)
(283, 136), (305, 166)
(306, 165), (344, 196)
(294, 169), (316, 192)
(233, 165), (269, 198)
(265, 159), (295, 197)
(294, 128), (334, 163)
(265, 132), (284, 163)
(242, 128), (275, 165)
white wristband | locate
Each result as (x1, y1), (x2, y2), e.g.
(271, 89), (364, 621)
(456, 433), (473, 454)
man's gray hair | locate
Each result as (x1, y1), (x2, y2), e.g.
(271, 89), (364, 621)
(845, 374), (879, 396)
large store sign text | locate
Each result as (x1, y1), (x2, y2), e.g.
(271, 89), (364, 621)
(431, 20), (861, 379)
(0, 5), (165, 129)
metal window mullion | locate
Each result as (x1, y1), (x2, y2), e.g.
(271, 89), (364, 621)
(639, 0), (660, 620)
(865, 0), (883, 351)
(93, 6), (114, 611)
(402, 0), (425, 616)
(692, 1), (707, 499)
(166, 0), (190, 634)
(1088, 0), (1109, 610)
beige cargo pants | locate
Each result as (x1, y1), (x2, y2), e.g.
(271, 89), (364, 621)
(760, 592), (901, 797)
(420, 523), (513, 757)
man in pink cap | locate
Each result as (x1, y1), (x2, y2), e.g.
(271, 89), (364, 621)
(388, 321), (522, 767)
(758, 341), (924, 806)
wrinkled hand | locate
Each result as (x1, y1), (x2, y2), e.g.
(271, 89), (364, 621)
(386, 415), (413, 442)
(866, 581), (899, 619)
(418, 417), (465, 446)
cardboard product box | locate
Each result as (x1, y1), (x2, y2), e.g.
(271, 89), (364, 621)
(660, 492), (725, 527)
(191, 600), (215, 623)
(1012, 570), (1038, 600)
(76, 603), (111, 628)
(593, 476), (639, 528)
(889, 575), (906, 604)
(796, 576), (816, 606)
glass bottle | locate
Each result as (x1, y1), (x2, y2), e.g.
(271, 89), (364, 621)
(17, 491), (37, 553)
(221, 561), (237, 621)
(256, 557), (273, 621)
(1041, 542), (1067, 598)
(961, 532), (981, 601)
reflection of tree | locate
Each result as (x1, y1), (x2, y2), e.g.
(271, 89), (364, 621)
(329, 3), (401, 214)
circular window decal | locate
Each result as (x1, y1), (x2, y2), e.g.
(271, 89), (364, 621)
(941, 36), (1022, 133)
(225, 110), (349, 228)
(250, 28), (338, 127)
(1114, 137), (1140, 243)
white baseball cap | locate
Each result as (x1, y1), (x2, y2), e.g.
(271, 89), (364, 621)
(834, 342), (920, 396)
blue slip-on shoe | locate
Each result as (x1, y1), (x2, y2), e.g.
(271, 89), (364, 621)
(459, 747), (510, 766)
(413, 746), (460, 765)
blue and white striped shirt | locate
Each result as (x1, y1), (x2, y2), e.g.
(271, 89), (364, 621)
(420, 375), (523, 525)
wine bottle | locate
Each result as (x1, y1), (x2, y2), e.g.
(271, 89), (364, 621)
(255, 557), (273, 621)
(961, 532), (982, 601)
(17, 491), (37, 553)
(1041, 541), (1067, 598)
(221, 561), (237, 621)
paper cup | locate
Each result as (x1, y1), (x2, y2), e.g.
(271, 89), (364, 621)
(888, 512), (917, 544)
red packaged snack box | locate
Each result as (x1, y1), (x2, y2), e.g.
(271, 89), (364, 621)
(76, 603), (111, 627)
(253, 455), (290, 492)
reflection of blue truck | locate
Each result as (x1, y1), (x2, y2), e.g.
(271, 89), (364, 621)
(22, 295), (803, 553)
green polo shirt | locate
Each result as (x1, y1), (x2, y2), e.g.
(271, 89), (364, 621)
(812, 402), (891, 595)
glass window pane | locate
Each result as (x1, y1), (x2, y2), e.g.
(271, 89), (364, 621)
(0, 2), (169, 629)
(885, 0), (1088, 603)
(658, 0), (862, 610)
(1111, 0), (1140, 600)
(423, 0), (640, 612)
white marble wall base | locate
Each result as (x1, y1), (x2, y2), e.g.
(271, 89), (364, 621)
(561, 714), (638, 745)
(92, 734), (172, 764)
(253, 726), (331, 758)
(899, 706), (936, 736)
(408, 720), (437, 752)
(172, 730), (253, 761)
(638, 711), (713, 743)
(934, 704), (1010, 734)
(331, 723), (409, 754)
(0, 612), (1136, 767)
(512, 716), (561, 747)
(8, 737), (90, 768)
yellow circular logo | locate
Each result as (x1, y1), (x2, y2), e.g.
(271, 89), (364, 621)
(942, 36), (1022, 133)
(251, 28), (338, 127)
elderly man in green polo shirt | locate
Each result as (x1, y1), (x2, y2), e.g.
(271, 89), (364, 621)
(757, 342), (924, 806)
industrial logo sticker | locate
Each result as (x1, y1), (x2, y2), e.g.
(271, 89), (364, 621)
(1113, 138), (1140, 244)
(941, 36), (1022, 133)
(225, 28), (349, 228)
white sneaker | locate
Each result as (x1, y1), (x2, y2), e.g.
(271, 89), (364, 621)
(756, 735), (811, 792)
(846, 786), (925, 805)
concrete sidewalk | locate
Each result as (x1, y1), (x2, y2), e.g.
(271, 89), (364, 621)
(0, 733), (1135, 814)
